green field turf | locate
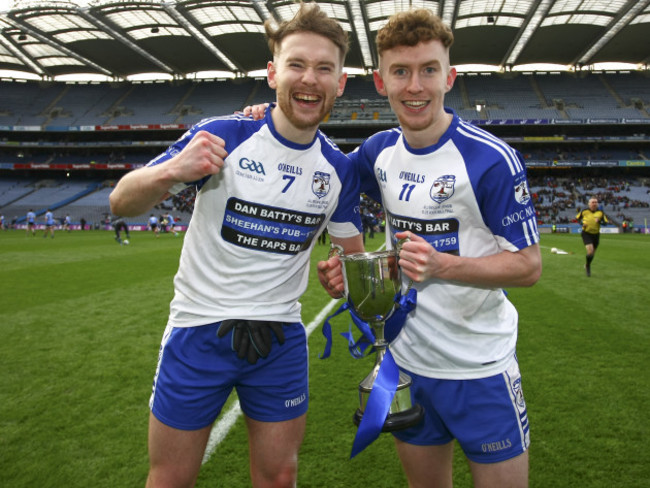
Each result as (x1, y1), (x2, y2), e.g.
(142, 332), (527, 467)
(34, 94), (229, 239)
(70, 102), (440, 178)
(0, 229), (648, 487)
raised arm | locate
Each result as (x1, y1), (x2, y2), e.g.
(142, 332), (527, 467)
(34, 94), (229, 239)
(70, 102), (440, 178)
(109, 130), (227, 217)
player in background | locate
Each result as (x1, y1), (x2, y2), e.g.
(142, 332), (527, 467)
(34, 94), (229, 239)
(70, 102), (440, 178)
(112, 216), (131, 244)
(109, 3), (363, 487)
(63, 214), (72, 232)
(43, 209), (55, 239)
(166, 212), (179, 236)
(148, 214), (159, 237)
(576, 196), (609, 277)
(26, 209), (36, 236)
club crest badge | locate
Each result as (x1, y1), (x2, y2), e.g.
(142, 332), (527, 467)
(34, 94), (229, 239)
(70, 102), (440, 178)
(312, 171), (330, 199)
(512, 377), (526, 410)
(430, 174), (456, 203)
(514, 180), (531, 205)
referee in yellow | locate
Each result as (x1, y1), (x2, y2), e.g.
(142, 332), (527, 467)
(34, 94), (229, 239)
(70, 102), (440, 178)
(576, 197), (609, 277)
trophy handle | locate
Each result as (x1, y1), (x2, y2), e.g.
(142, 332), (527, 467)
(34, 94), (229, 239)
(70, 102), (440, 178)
(394, 237), (414, 294)
(395, 237), (409, 252)
(332, 241), (413, 295)
(329, 243), (344, 259)
(331, 237), (406, 258)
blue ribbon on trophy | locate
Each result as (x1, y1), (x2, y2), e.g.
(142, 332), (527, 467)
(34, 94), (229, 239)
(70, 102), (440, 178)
(320, 246), (421, 458)
(320, 288), (417, 360)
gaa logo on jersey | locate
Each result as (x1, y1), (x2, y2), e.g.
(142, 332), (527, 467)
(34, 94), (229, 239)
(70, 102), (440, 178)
(514, 180), (531, 205)
(312, 171), (331, 199)
(239, 157), (266, 175)
(430, 174), (456, 203)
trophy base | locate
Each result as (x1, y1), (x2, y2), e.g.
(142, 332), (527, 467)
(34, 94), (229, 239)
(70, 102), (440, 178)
(353, 404), (424, 432)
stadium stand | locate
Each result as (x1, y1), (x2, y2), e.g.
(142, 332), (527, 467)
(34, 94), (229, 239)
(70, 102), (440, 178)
(0, 178), (36, 206)
(108, 82), (192, 125)
(462, 73), (560, 120)
(54, 83), (124, 126)
(1, 73), (649, 128)
(179, 78), (258, 121)
(1, 73), (649, 229)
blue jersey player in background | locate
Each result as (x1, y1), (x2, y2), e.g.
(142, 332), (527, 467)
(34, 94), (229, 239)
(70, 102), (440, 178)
(109, 4), (363, 487)
(26, 209), (36, 236)
(43, 209), (55, 239)
(317, 9), (541, 488)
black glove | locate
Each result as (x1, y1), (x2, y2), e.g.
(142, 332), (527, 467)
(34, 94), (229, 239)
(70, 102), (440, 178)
(217, 320), (286, 364)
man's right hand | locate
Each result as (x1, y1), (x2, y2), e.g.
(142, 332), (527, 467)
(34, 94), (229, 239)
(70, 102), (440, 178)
(109, 130), (228, 217)
(167, 130), (228, 184)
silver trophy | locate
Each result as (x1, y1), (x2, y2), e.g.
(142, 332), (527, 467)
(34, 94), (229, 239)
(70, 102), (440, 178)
(332, 246), (424, 431)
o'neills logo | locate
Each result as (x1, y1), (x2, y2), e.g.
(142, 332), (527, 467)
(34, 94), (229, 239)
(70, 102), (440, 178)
(482, 439), (512, 453)
(285, 393), (306, 408)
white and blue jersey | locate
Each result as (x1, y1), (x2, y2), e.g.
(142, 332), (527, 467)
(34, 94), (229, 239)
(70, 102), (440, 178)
(26, 211), (35, 224)
(45, 211), (55, 226)
(149, 109), (361, 327)
(351, 109), (539, 380)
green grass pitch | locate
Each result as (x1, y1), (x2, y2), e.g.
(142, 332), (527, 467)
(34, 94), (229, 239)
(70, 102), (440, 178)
(0, 229), (648, 487)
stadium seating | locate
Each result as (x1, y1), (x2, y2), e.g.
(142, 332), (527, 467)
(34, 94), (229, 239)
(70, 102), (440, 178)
(1, 72), (648, 228)
(1, 72), (648, 127)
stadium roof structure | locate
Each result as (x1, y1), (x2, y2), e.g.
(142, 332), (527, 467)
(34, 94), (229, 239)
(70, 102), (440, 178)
(0, 0), (648, 81)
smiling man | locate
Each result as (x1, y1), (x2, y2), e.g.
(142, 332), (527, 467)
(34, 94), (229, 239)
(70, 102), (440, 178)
(320, 9), (542, 488)
(109, 3), (363, 487)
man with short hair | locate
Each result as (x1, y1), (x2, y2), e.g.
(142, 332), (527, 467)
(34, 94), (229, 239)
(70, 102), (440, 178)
(109, 3), (362, 487)
(319, 9), (541, 487)
(63, 214), (71, 232)
(26, 209), (36, 236)
(148, 214), (159, 237)
(111, 216), (130, 244)
(43, 209), (55, 238)
(576, 196), (609, 277)
(166, 212), (178, 236)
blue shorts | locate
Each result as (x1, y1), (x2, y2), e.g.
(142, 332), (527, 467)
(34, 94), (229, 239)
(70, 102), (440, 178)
(149, 321), (309, 430)
(393, 360), (530, 463)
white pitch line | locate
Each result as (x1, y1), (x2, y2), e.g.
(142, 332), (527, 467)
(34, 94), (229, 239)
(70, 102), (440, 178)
(201, 298), (343, 464)
(202, 399), (242, 464)
(202, 242), (387, 464)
